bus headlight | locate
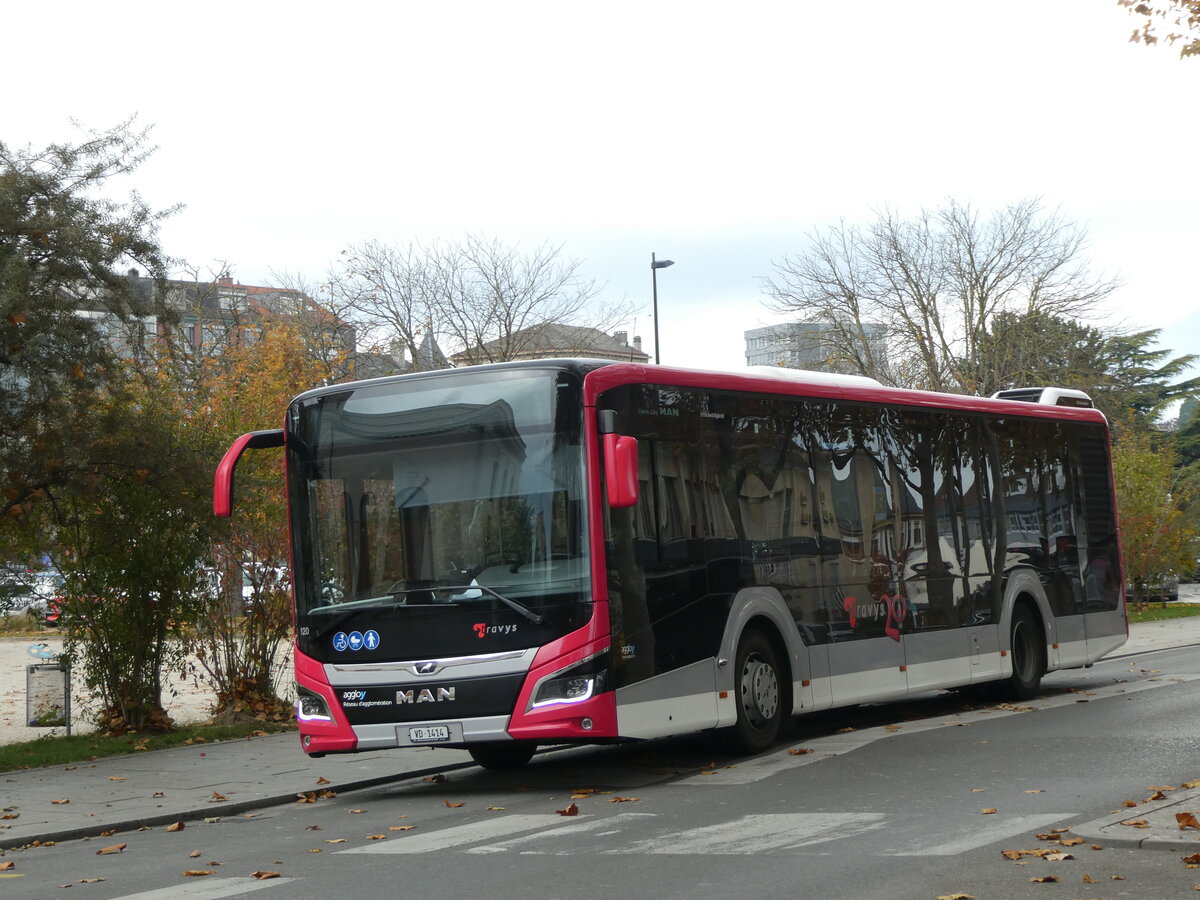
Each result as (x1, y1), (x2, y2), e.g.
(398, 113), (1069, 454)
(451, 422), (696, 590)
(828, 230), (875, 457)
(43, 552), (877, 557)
(531, 653), (609, 709)
(296, 685), (333, 721)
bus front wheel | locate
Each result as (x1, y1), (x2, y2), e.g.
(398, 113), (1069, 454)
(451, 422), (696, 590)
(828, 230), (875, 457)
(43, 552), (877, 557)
(468, 742), (537, 770)
(729, 629), (783, 754)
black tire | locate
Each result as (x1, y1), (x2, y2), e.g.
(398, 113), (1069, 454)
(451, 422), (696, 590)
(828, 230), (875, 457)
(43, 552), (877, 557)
(467, 742), (537, 770)
(1003, 604), (1045, 700)
(728, 629), (784, 754)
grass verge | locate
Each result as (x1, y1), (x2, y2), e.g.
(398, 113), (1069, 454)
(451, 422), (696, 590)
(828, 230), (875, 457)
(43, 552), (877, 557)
(1126, 602), (1200, 624)
(0, 720), (296, 773)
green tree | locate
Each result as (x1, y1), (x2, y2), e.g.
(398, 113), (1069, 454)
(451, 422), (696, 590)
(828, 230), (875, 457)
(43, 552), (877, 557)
(1112, 431), (1198, 607)
(51, 367), (217, 733)
(976, 311), (1199, 426)
(1, 120), (173, 531)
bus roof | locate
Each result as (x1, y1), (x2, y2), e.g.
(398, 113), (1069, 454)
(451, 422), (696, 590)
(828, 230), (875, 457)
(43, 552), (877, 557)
(290, 358), (1108, 426)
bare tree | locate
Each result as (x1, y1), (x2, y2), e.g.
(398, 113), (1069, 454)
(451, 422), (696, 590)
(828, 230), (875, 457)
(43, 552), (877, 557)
(329, 235), (625, 369)
(763, 199), (1119, 394)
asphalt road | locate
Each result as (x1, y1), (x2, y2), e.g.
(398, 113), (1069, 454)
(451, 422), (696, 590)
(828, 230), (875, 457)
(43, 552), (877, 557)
(2, 643), (1199, 899)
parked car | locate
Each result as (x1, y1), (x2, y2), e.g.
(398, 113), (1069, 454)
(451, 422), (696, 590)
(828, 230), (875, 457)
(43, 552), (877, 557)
(1127, 573), (1180, 606)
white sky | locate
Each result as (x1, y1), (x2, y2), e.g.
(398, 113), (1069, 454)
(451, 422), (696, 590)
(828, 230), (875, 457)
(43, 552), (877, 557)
(7, 1), (1199, 375)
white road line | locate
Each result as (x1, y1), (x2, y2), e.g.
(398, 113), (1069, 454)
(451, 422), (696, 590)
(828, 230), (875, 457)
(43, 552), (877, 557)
(881, 814), (1078, 856)
(340, 814), (583, 854)
(112, 877), (295, 899)
(613, 813), (887, 854)
(465, 813), (658, 854)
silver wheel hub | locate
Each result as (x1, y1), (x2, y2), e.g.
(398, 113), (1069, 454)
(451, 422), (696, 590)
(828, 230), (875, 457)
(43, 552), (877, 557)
(739, 655), (779, 726)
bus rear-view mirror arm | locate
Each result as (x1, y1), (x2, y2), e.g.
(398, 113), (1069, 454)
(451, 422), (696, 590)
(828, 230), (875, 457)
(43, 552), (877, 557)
(213, 429), (285, 518)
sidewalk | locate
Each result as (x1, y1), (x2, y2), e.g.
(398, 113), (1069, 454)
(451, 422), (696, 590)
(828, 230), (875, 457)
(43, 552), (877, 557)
(2, 614), (1200, 851)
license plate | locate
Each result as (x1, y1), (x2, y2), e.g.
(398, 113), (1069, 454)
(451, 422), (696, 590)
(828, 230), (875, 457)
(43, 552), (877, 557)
(408, 725), (451, 744)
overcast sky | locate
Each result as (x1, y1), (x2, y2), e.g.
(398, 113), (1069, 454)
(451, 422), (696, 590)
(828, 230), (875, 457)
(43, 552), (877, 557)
(7, 1), (1198, 376)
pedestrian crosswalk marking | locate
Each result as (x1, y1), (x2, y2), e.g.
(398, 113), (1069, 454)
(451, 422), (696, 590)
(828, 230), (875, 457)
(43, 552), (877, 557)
(615, 813), (886, 854)
(341, 813), (581, 854)
(335, 809), (1087, 858)
(113, 877), (296, 899)
(465, 813), (658, 854)
(882, 814), (1077, 857)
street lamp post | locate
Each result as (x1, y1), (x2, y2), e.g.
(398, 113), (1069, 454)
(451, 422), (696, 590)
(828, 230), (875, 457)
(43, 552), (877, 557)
(650, 253), (674, 365)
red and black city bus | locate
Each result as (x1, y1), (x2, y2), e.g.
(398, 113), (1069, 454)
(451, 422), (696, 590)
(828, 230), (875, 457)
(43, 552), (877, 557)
(214, 360), (1126, 769)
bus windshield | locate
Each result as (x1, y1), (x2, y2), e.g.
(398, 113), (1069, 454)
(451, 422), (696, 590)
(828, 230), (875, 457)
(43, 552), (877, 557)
(287, 367), (590, 661)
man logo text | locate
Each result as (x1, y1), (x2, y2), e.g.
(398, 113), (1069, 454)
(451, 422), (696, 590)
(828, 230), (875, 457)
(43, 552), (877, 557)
(396, 687), (456, 704)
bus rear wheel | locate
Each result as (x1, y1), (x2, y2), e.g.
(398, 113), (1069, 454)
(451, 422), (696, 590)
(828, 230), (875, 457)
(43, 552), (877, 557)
(1002, 605), (1045, 700)
(729, 629), (783, 754)
(468, 742), (537, 770)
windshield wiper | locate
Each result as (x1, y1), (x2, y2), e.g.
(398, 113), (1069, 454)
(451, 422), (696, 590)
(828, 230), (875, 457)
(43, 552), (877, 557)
(455, 584), (545, 625)
(386, 583), (544, 625)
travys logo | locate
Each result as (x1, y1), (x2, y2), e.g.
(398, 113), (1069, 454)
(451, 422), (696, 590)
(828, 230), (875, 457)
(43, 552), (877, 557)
(473, 622), (517, 639)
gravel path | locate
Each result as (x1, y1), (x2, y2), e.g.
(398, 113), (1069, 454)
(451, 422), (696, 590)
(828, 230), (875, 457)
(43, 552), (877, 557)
(0, 635), (282, 745)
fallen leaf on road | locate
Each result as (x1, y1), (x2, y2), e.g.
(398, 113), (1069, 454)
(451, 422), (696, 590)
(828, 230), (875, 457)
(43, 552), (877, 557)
(445, 800), (464, 808)
(980, 808), (997, 815)
(1120, 818), (1150, 828)
(305, 825), (322, 830)
(1082, 873), (1097, 883)
(788, 748), (813, 756)
(423, 774), (447, 784)
(348, 809), (366, 814)
(389, 826), (416, 831)
(166, 822), (185, 833)
(1121, 800), (1138, 808)
(182, 870), (215, 877)
(487, 806), (505, 811)
(557, 803), (579, 817)
(1060, 837), (1084, 846)
(936, 894), (974, 900)
(209, 792), (227, 802)
(1182, 852), (1200, 866)
(1044, 852), (1074, 861)
(323, 839), (347, 844)
(50, 798), (70, 805)
(96, 844), (126, 855)
(0, 862), (13, 871)
(885, 724), (902, 732)
(79, 877), (104, 883)
(366, 834), (385, 840)
(189, 851), (201, 858)
(1177, 812), (1200, 830)
(250, 871), (280, 879)
(610, 797), (639, 803)
(316, 777), (330, 784)
(99, 830), (115, 837)
(1028, 875), (1058, 883)
(152, 792), (165, 798)
(1024, 789), (1044, 794)
(108, 776), (126, 782)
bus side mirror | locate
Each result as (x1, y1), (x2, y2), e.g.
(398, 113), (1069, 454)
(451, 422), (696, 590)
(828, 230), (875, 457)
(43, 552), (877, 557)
(603, 433), (639, 508)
